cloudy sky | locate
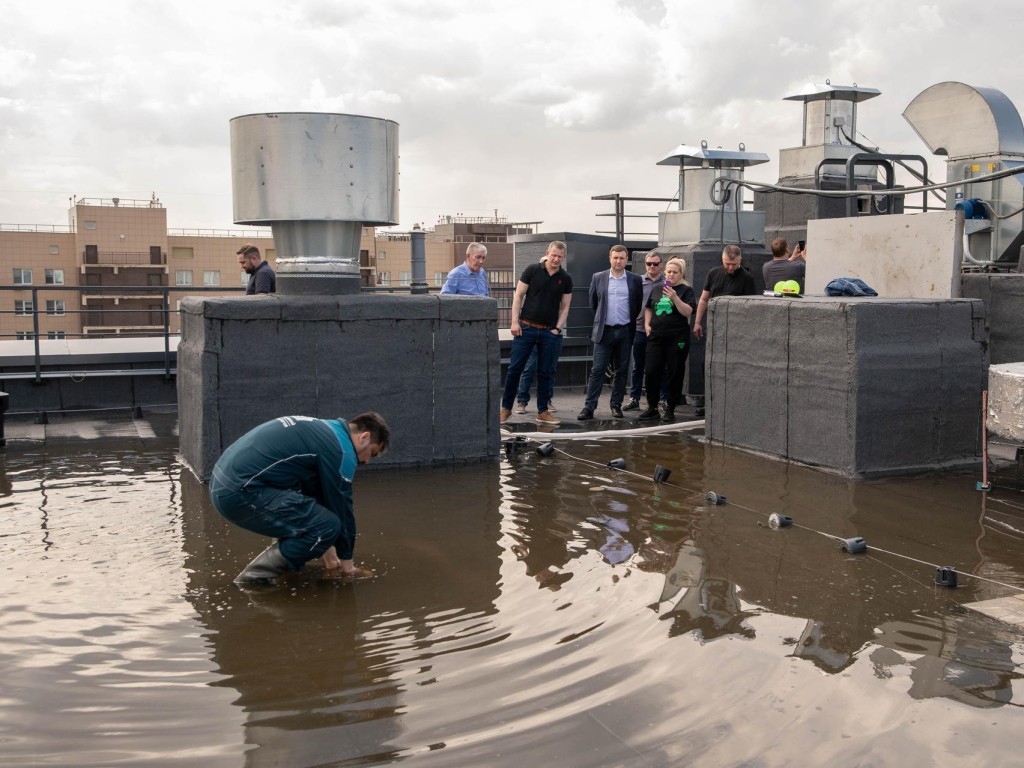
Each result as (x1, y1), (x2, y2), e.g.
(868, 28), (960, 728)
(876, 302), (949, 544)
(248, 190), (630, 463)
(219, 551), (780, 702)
(2, 0), (1023, 235)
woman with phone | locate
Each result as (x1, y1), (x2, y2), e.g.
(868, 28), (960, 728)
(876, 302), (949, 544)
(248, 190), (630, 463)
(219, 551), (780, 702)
(638, 257), (697, 423)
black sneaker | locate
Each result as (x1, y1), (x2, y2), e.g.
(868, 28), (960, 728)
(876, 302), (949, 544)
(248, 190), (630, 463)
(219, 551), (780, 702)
(577, 407), (594, 421)
(694, 407), (705, 418)
(662, 409), (675, 423)
(622, 399), (639, 411)
(637, 407), (659, 421)
(611, 405), (623, 418)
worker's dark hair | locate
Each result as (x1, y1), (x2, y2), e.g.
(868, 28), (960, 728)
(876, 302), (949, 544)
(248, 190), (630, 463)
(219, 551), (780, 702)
(350, 411), (390, 454)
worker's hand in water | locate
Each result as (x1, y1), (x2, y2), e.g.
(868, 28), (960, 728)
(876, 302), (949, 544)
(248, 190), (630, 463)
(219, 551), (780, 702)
(325, 564), (375, 580)
(321, 546), (342, 570)
(341, 566), (376, 580)
(322, 551), (375, 580)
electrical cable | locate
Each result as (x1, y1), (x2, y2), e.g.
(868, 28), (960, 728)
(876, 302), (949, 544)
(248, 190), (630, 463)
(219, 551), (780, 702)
(710, 161), (1024, 206)
(838, 125), (946, 206)
(506, 419), (704, 441)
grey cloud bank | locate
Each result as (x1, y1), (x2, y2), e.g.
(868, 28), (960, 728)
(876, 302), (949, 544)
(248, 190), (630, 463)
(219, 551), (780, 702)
(1, 0), (1022, 233)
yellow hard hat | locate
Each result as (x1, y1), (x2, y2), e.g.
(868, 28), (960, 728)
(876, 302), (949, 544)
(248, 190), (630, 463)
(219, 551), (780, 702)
(774, 280), (800, 294)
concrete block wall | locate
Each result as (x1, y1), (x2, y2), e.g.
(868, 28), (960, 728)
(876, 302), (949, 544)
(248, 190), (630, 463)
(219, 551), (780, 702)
(961, 273), (1024, 365)
(705, 296), (987, 478)
(178, 294), (500, 480)
(989, 363), (1024, 441)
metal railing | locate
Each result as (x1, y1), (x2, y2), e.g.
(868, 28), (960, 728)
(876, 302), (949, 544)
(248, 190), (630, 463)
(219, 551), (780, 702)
(0, 284), (245, 382)
(168, 227), (274, 238)
(1, 283), (587, 383)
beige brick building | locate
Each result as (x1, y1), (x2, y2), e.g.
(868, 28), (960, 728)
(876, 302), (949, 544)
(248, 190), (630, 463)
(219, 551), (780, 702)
(371, 215), (539, 309)
(0, 196), (374, 339)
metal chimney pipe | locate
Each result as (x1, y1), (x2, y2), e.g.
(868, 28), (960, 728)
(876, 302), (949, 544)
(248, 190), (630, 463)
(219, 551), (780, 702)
(230, 112), (399, 295)
(409, 224), (428, 294)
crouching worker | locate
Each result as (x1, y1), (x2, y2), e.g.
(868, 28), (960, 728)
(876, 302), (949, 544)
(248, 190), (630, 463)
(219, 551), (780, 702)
(210, 412), (390, 584)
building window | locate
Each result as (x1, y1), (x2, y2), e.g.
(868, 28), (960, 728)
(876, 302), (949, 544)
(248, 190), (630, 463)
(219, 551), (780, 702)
(47, 331), (66, 340)
(378, 271), (391, 286)
(13, 268), (32, 285)
(46, 300), (65, 316)
(45, 269), (64, 285)
(203, 271), (220, 286)
(378, 251), (386, 261)
(175, 271), (193, 286)
(15, 331), (34, 340)
(84, 220), (97, 230)
(399, 271), (411, 286)
(434, 271), (446, 286)
(14, 300), (33, 316)
(49, 245), (60, 255)
(172, 247), (194, 259)
(489, 270), (513, 285)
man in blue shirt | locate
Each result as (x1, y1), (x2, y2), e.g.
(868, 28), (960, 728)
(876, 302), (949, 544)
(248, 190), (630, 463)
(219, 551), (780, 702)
(209, 412), (390, 583)
(440, 242), (489, 296)
(578, 244), (643, 420)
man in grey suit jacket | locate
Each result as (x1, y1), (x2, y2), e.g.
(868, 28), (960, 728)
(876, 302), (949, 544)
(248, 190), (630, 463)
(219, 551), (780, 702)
(579, 244), (644, 420)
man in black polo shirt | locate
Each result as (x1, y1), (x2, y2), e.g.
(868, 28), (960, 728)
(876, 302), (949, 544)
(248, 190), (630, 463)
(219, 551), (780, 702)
(500, 241), (573, 426)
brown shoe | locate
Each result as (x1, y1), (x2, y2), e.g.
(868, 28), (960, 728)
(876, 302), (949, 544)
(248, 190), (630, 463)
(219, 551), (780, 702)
(500, 408), (512, 423)
(535, 411), (560, 425)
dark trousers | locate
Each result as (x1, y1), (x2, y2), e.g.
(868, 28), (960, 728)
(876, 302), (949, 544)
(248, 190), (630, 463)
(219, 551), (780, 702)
(517, 333), (564, 405)
(209, 480), (340, 570)
(584, 325), (632, 410)
(645, 334), (688, 410)
(502, 325), (561, 413)
(630, 329), (668, 402)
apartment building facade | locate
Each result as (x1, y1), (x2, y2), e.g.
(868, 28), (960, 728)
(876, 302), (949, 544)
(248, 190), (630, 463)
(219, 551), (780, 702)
(372, 215), (539, 307)
(0, 196), (374, 339)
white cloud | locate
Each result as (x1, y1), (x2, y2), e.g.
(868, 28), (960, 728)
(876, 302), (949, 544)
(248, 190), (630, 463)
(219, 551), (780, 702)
(1, 1), (1024, 232)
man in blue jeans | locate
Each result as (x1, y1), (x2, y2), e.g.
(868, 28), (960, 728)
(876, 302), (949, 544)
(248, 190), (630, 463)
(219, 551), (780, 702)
(209, 412), (390, 583)
(515, 339), (563, 414)
(500, 241), (573, 426)
(578, 244), (642, 420)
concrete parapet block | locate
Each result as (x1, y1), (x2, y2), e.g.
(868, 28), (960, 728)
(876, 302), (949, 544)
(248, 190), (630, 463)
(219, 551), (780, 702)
(960, 273), (1024, 365)
(706, 296), (988, 478)
(989, 363), (1024, 442)
(438, 295), (498, 323)
(177, 293), (500, 479)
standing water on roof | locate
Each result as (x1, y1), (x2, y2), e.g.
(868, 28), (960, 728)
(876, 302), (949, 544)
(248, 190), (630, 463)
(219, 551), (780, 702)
(1, 432), (1023, 767)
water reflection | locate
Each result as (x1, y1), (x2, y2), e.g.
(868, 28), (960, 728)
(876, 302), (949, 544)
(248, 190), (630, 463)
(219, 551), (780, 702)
(1, 434), (1024, 766)
(180, 465), (503, 766)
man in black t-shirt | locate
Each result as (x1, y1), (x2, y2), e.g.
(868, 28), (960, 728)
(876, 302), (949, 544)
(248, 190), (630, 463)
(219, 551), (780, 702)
(237, 244), (277, 294)
(692, 244), (756, 341)
(690, 244), (756, 417)
(500, 241), (574, 426)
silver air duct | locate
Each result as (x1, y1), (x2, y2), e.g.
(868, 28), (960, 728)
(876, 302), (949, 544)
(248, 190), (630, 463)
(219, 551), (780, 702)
(230, 113), (399, 293)
(904, 82), (1024, 264)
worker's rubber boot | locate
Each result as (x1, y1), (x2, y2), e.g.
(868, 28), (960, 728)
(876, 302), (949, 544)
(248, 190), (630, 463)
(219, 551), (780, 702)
(234, 541), (290, 584)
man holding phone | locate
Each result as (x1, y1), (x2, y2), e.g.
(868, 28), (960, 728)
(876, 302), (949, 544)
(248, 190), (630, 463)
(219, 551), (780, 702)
(762, 237), (806, 294)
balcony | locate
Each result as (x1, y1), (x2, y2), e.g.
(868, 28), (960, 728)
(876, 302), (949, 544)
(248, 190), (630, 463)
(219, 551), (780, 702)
(81, 250), (168, 268)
